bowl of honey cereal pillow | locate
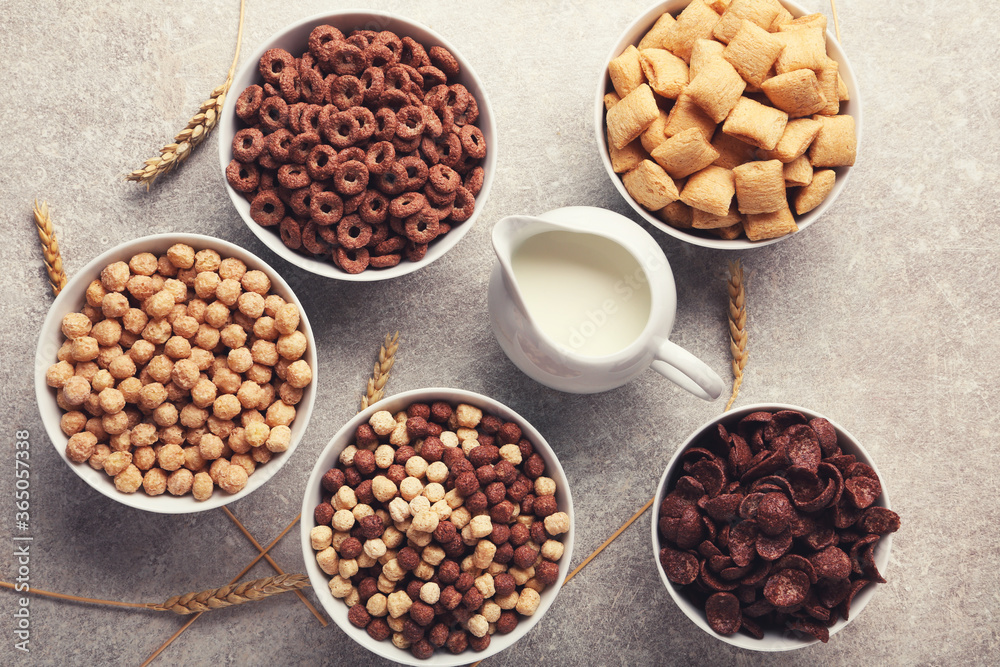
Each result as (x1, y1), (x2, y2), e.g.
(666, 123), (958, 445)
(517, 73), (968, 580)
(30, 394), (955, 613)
(301, 387), (575, 665)
(35, 233), (317, 514)
(596, 0), (862, 249)
(219, 11), (497, 280)
(652, 403), (899, 650)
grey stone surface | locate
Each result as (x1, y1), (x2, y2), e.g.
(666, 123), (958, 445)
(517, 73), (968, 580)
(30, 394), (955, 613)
(1, 0), (998, 665)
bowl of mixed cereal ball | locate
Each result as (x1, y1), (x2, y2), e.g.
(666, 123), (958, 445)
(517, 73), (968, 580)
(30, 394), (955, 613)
(301, 388), (574, 665)
(597, 0), (861, 248)
(219, 11), (496, 280)
(35, 233), (317, 514)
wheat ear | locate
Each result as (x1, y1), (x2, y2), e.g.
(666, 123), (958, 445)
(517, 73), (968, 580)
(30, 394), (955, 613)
(126, 0), (246, 188)
(360, 332), (400, 411)
(146, 574), (309, 615)
(725, 260), (748, 412)
(33, 200), (68, 296)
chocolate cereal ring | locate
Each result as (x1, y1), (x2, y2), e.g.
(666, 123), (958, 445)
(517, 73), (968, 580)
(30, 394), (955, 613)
(359, 190), (389, 224)
(299, 67), (327, 105)
(446, 84), (472, 115)
(349, 106), (376, 143)
(337, 215), (372, 249)
(330, 75), (364, 110)
(277, 163), (311, 190)
(388, 216), (406, 237)
(421, 105), (443, 138)
(317, 223), (340, 246)
(365, 141), (396, 175)
(395, 106), (425, 140)
(335, 146), (366, 165)
(392, 134), (422, 155)
(365, 44), (396, 70)
(349, 31), (374, 48)
(232, 128), (265, 163)
(460, 125), (487, 159)
(455, 95), (479, 126)
(429, 46), (460, 78)
(360, 67), (385, 105)
(236, 85), (264, 122)
(308, 25), (344, 60)
(259, 48), (296, 85)
(418, 65), (448, 89)
(420, 137), (441, 166)
(335, 247), (370, 274)
(279, 217), (303, 249)
(300, 104), (324, 134)
(306, 144), (338, 181)
(289, 132), (321, 164)
(379, 88), (411, 111)
(258, 150), (280, 171)
(376, 161), (409, 196)
(263, 82), (280, 98)
(300, 221), (331, 255)
(405, 241), (429, 263)
(400, 36), (430, 68)
(374, 108), (398, 142)
(404, 207), (440, 244)
(384, 65), (411, 92)
(431, 202), (454, 221)
(373, 31), (403, 61)
(266, 129), (293, 163)
(374, 235), (406, 256)
(287, 102), (306, 134)
(398, 155), (429, 190)
(259, 96), (289, 133)
(463, 166), (485, 196)
(334, 160), (369, 196)
(279, 67), (302, 104)
(250, 190), (285, 226)
(226, 160), (259, 193)
(369, 253), (402, 269)
(289, 187), (313, 218)
(450, 186), (475, 223)
(424, 184), (456, 207)
(323, 111), (362, 149)
(329, 42), (367, 76)
(309, 191), (344, 226)
(368, 222), (390, 246)
(343, 190), (366, 215)
(437, 133), (463, 168)
(428, 164), (460, 193)
(389, 192), (427, 219)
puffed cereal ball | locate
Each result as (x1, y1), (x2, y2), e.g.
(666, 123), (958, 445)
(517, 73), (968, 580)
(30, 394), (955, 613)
(213, 368), (242, 395)
(244, 421), (270, 448)
(91, 319), (122, 347)
(103, 451), (131, 476)
(218, 463), (249, 494)
(218, 256), (246, 281)
(66, 431), (97, 463)
(62, 376), (91, 405)
(91, 369), (115, 393)
(121, 308), (148, 335)
(152, 402), (179, 428)
(101, 262), (130, 292)
(143, 468), (168, 496)
(142, 318), (172, 345)
(131, 446), (156, 471)
(193, 248), (221, 273)
(241, 270), (270, 295)
(213, 394), (242, 420)
(199, 433), (225, 460)
(85, 280), (107, 307)
(515, 587), (541, 616)
(101, 292), (130, 319)
(204, 301), (230, 329)
(145, 290), (175, 319)
(236, 291), (265, 319)
(194, 272), (221, 300)
(164, 336), (192, 360)
(190, 379), (217, 408)
(46, 361), (75, 388)
(168, 358), (199, 390)
(192, 471), (214, 501)
(71, 336), (100, 362)
(276, 331), (307, 361)
(126, 252), (157, 276)
(265, 400), (296, 427)
(167, 244), (196, 269)
(114, 464), (143, 494)
(274, 303), (300, 335)
(157, 443), (185, 472)
(215, 279), (242, 306)
(138, 382), (168, 411)
(544, 512), (571, 535)
(220, 323), (247, 349)
(98, 388), (125, 414)
(180, 403), (209, 428)
(127, 275), (157, 301)
(167, 468), (194, 496)
(230, 453), (255, 476)
(265, 424), (291, 452)
(227, 347), (253, 374)
(62, 312), (93, 339)
(60, 411), (87, 436)
(250, 340), (279, 367)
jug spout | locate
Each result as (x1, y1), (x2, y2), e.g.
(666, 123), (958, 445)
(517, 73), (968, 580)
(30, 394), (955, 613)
(491, 215), (561, 317)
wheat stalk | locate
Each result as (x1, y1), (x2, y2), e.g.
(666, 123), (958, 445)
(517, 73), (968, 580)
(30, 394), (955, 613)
(829, 0), (842, 42)
(725, 260), (748, 412)
(126, 0), (246, 189)
(360, 332), (400, 411)
(146, 574), (309, 615)
(33, 200), (68, 296)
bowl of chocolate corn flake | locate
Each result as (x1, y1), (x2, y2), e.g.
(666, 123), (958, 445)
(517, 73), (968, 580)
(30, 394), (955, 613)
(652, 403), (899, 650)
(219, 11), (497, 280)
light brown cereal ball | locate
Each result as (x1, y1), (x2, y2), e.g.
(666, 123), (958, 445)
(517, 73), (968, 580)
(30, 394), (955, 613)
(75, 361), (100, 382)
(57, 340), (74, 362)
(87, 444), (111, 471)
(230, 453), (255, 476)
(144, 356), (171, 385)
(275, 383), (301, 407)
(66, 431), (97, 462)
(217, 256), (246, 281)
(247, 341), (276, 368)
(216, 279), (242, 306)
(85, 280), (107, 308)
(142, 318), (172, 345)
(60, 411), (87, 436)
(102, 411), (129, 436)
(164, 336), (192, 360)
(217, 326), (245, 352)
(219, 464), (249, 494)
(127, 275), (156, 302)
(163, 280), (188, 306)
(261, 295), (283, 318)
(180, 403), (209, 428)
(144, 290), (174, 320)
(228, 427), (250, 455)
(114, 464), (143, 493)
(128, 252), (158, 276)
(209, 458), (230, 483)
(96, 345), (123, 369)
(252, 317), (278, 342)
(90, 320), (122, 347)
(100, 292), (129, 319)
(265, 424), (291, 452)
(192, 471), (214, 501)
(119, 331), (139, 349)
(194, 324), (220, 350)
(124, 408), (142, 429)
(276, 331), (307, 361)
(126, 340), (154, 367)
(98, 388), (125, 414)
(213, 394), (242, 421)
(138, 382), (168, 411)
(183, 446), (206, 472)
(251, 445), (272, 464)
(544, 512), (570, 535)
(167, 468), (194, 496)
(100, 261), (130, 292)
(143, 468), (168, 496)
(46, 361), (75, 388)
(194, 272), (221, 300)
(62, 376), (91, 405)
(284, 360), (312, 389)
(232, 311), (255, 332)
(240, 270), (270, 295)
(244, 421), (270, 448)
(152, 402), (178, 428)
(194, 249), (221, 273)
(274, 304), (301, 335)
(207, 415), (236, 439)
(257, 384), (276, 411)
(155, 254), (177, 277)
(157, 443), (185, 471)
(168, 304), (188, 325)
(176, 267), (197, 287)
(84, 416), (106, 439)
(186, 299), (208, 323)
(172, 314), (199, 340)
(167, 244), (196, 269)
(265, 400), (295, 427)
(199, 433), (225, 460)
(189, 348), (214, 371)
(204, 301), (230, 329)
(190, 379), (217, 408)
(116, 376), (142, 404)
(102, 450), (132, 476)
(169, 358), (199, 390)
(274, 358), (291, 381)
(71, 336), (100, 362)
(91, 369), (115, 393)
(236, 292), (265, 319)
(81, 305), (101, 324)
(237, 381), (263, 409)
(227, 347), (253, 374)
(130, 422), (158, 447)
(121, 308), (148, 335)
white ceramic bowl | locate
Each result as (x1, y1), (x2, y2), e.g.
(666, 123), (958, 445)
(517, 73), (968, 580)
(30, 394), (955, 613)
(301, 387), (575, 665)
(596, 0), (862, 249)
(219, 11), (497, 280)
(651, 403), (893, 650)
(35, 233), (318, 514)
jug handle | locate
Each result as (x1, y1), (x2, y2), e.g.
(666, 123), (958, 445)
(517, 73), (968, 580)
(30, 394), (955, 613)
(651, 340), (725, 401)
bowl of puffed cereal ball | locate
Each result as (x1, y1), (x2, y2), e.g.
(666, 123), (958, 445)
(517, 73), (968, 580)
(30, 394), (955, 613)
(219, 11), (497, 280)
(35, 233), (317, 514)
(301, 387), (574, 665)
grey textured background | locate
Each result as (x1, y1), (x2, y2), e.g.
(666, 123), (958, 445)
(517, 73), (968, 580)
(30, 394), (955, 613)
(1, 0), (998, 665)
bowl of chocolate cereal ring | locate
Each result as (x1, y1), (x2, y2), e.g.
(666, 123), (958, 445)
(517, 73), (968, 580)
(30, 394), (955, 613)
(219, 11), (497, 280)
